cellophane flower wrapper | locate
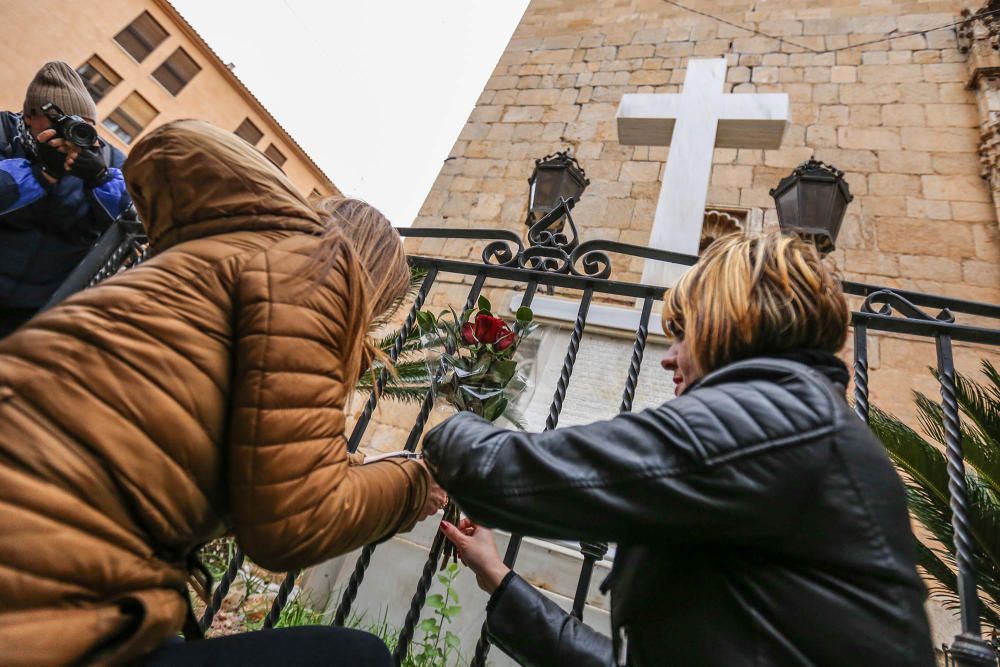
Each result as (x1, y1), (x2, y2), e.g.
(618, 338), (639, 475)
(417, 296), (535, 428)
(416, 296), (536, 568)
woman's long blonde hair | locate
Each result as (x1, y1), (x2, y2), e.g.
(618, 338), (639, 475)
(662, 231), (849, 378)
(310, 197), (410, 386)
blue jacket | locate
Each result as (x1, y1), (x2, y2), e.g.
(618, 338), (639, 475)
(0, 111), (131, 312)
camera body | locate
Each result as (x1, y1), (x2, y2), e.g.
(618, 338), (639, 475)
(40, 102), (97, 148)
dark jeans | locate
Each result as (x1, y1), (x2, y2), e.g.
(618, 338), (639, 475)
(0, 307), (35, 338)
(143, 626), (392, 666)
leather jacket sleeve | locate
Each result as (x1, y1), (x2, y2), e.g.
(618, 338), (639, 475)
(485, 572), (613, 667)
(422, 373), (834, 544)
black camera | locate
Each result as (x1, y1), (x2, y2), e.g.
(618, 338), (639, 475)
(41, 102), (97, 148)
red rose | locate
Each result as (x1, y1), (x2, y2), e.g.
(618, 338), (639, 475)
(461, 322), (476, 344)
(495, 328), (515, 351)
(474, 312), (506, 344)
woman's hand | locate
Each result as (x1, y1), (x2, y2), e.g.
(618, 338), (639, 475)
(441, 518), (510, 593)
(417, 459), (449, 521)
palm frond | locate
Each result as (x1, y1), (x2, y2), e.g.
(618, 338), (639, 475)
(870, 406), (951, 510)
(954, 361), (1000, 456)
(871, 362), (1000, 631)
(371, 329), (424, 357)
(914, 538), (962, 608)
(355, 384), (430, 404)
(914, 392), (1000, 497)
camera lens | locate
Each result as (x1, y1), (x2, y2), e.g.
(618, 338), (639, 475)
(66, 121), (97, 148)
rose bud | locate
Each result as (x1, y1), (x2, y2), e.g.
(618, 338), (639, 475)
(475, 312), (503, 343)
(461, 322), (476, 344)
(495, 328), (515, 351)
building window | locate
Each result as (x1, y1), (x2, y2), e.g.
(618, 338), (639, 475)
(102, 92), (158, 144)
(77, 55), (122, 103)
(152, 47), (201, 95)
(234, 118), (263, 146)
(114, 11), (169, 63)
(264, 143), (287, 169)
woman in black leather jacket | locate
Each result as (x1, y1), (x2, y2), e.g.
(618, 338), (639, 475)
(423, 232), (935, 667)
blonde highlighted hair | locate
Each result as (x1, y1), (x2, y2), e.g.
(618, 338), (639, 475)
(662, 231), (848, 378)
(310, 197), (410, 386)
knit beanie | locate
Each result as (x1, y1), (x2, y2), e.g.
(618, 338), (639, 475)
(22, 61), (98, 121)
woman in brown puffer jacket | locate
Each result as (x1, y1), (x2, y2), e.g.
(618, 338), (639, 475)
(0, 120), (440, 666)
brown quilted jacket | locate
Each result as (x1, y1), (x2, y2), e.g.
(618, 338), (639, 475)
(0, 120), (429, 665)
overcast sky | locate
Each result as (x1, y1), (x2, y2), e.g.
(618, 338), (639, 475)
(170, 0), (529, 226)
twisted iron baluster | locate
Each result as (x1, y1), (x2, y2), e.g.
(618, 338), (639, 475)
(571, 295), (654, 621)
(261, 271), (441, 629)
(263, 569), (299, 629)
(392, 526), (452, 665)
(544, 289), (592, 431)
(331, 543), (375, 627)
(199, 547), (245, 631)
(334, 274), (487, 630)
(853, 322), (870, 423)
(89, 240), (131, 285)
(470, 288), (594, 667)
(392, 280), (537, 666)
(571, 542), (609, 619)
(936, 334), (997, 666)
(619, 296), (653, 415)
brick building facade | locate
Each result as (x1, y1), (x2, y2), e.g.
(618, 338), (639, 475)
(2, 0), (339, 198)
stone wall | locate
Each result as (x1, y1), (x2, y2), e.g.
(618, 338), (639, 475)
(399, 0), (1000, 426)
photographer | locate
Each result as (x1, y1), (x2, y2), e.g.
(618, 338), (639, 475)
(0, 61), (130, 336)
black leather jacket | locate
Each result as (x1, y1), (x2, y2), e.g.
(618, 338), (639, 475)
(423, 355), (935, 666)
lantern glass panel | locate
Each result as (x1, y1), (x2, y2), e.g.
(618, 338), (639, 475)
(565, 172), (587, 202)
(530, 167), (566, 217)
(775, 186), (799, 232)
(827, 187), (848, 241)
(799, 179), (837, 237)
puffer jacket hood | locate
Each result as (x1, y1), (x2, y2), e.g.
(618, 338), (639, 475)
(124, 119), (321, 250)
(0, 120), (429, 666)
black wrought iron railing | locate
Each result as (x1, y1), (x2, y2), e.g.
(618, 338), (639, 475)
(47, 205), (1000, 667)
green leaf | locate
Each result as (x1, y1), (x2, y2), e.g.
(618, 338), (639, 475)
(417, 618), (438, 633)
(416, 310), (436, 333)
(516, 306), (533, 323)
(436, 574), (450, 586)
(488, 359), (518, 385)
(442, 605), (462, 619)
(483, 396), (509, 422)
(445, 632), (461, 650)
(477, 295), (492, 313)
(425, 594), (444, 609)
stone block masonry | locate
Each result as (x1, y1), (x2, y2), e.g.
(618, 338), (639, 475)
(404, 0), (1000, 426)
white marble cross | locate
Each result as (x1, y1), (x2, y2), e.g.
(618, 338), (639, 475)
(617, 58), (789, 286)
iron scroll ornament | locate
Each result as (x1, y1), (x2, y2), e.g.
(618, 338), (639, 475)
(393, 227), (524, 267)
(519, 196), (583, 274)
(860, 289), (956, 324)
